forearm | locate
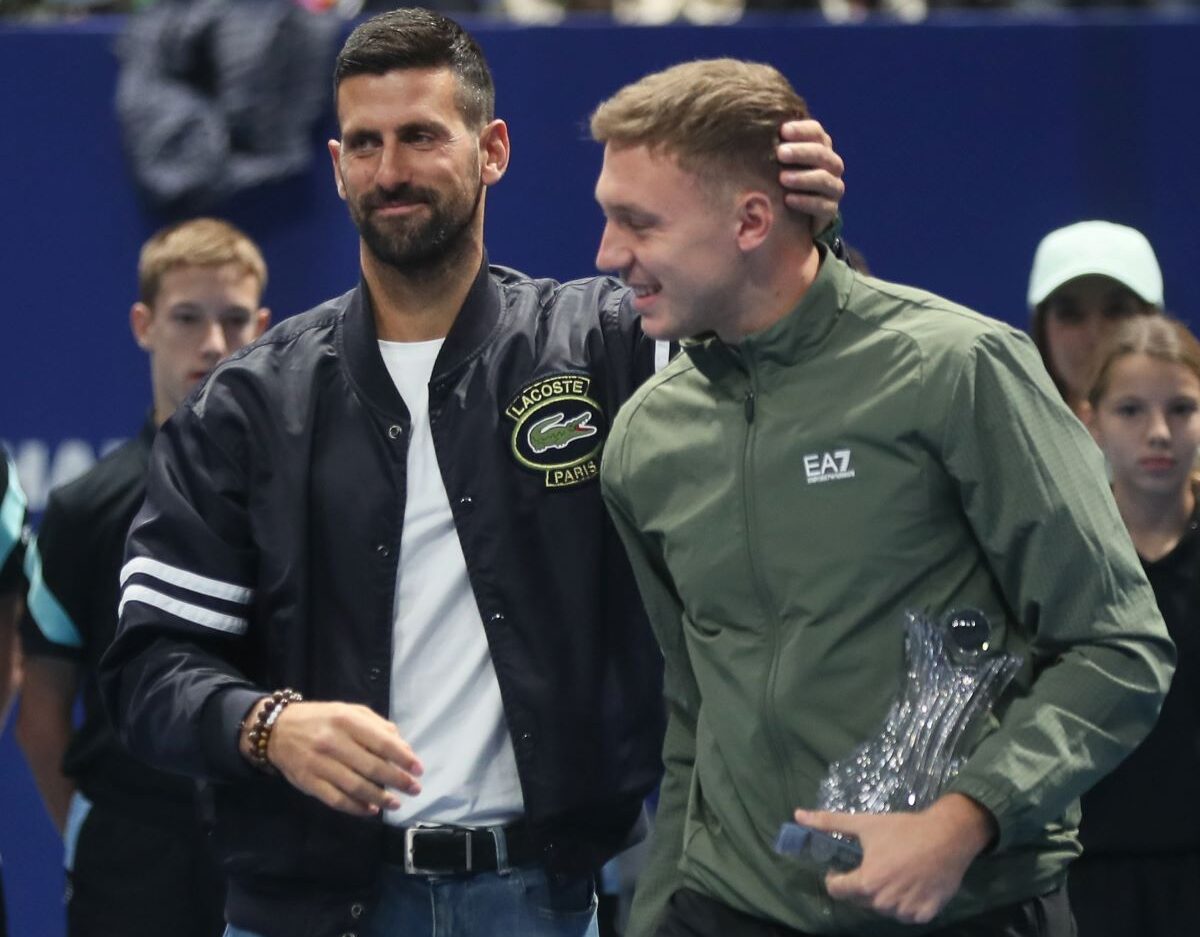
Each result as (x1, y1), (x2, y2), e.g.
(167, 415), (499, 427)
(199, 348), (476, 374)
(0, 594), (21, 726)
(951, 629), (1172, 847)
(942, 331), (1175, 845)
(100, 632), (261, 782)
(14, 654), (80, 833)
(14, 707), (76, 833)
(17, 730), (75, 833)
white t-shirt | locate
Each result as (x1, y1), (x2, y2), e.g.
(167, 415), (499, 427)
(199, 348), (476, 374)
(377, 338), (524, 826)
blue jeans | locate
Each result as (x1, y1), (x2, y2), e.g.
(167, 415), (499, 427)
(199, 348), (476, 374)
(223, 864), (598, 937)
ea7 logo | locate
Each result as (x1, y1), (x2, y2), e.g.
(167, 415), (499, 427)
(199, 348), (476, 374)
(803, 449), (855, 484)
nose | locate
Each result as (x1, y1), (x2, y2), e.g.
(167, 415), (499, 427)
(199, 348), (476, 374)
(594, 221), (630, 274)
(1079, 314), (1107, 351)
(200, 319), (228, 362)
(374, 139), (411, 191)
(1146, 407), (1170, 445)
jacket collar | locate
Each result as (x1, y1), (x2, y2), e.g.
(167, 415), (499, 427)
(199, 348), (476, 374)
(340, 253), (502, 419)
(139, 412), (158, 444)
(684, 243), (854, 378)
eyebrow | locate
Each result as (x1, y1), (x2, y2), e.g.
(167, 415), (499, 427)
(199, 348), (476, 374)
(166, 303), (253, 317)
(344, 119), (450, 141)
(398, 120), (448, 135)
(598, 200), (657, 222)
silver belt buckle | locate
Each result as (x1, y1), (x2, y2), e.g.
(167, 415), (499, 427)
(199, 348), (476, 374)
(403, 824), (472, 875)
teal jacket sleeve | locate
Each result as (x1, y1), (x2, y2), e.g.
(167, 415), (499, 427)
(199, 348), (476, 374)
(21, 488), (87, 659)
(0, 449), (28, 595)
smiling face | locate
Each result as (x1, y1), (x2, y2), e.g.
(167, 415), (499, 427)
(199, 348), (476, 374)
(329, 67), (500, 277)
(1089, 352), (1200, 503)
(131, 263), (269, 425)
(594, 144), (747, 342)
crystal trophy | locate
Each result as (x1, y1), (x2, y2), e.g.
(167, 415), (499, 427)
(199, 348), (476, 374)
(775, 609), (1021, 871)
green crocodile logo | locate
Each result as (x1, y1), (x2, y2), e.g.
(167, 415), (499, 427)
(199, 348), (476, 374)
(527, 411), (598, 454)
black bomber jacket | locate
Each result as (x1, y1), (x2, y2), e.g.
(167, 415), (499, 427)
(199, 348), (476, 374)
(100, 258), (667, 937)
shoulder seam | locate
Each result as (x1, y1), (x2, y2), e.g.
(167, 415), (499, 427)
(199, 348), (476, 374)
(846, 276), (1014, 334)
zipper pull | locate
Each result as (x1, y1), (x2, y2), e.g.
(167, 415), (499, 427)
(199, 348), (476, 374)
(744, 390), (756, 423)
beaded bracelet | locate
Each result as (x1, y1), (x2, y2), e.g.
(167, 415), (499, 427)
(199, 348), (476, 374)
(245, 688), (303, 772)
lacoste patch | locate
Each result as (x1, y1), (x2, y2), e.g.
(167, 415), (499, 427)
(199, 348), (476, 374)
(803, 449), (855, 484)
(504, 373), (607, 489)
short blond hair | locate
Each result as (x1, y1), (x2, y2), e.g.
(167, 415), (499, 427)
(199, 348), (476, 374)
(590, 58), (809, 190)
(138, 218), (268, 307)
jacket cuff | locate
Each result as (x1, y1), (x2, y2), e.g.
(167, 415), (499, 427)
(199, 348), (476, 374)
(202, 685), (268, 781)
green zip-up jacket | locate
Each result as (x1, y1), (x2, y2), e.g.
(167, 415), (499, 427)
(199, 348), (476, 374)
(601, 252), (1174, 936)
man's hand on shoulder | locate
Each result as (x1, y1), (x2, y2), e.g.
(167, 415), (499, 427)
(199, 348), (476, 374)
(793, 793), (996, 926)
(240, 698), (423, 818)
(776, 119), (845, 236)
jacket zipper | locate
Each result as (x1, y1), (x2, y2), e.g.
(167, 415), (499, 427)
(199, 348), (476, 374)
(738, 362), (795, 829)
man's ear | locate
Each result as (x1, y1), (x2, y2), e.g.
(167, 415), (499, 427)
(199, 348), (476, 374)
(130, 302), (155, 350)
(735, 191), (774, 253)
(328, 139), (347, 201)
(480, 119), (510, 186)
(253, 308), (271, 339)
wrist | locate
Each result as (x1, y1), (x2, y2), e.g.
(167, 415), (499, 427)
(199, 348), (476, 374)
(238, 697), (271, 762)
(238, 689), (302, 772)
(934, 792), (998, 856)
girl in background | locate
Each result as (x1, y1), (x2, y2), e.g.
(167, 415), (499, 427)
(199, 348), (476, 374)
(1073, 315), (1200, 937)
(1028, 220), (1163, 417)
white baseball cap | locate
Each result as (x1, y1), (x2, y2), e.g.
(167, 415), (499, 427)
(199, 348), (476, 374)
(1027, 220), (1163, 309)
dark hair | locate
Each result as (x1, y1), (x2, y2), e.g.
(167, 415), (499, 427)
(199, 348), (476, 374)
(334, 9), (494, 130)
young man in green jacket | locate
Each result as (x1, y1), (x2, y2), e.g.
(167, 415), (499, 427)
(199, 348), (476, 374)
(593, 59), (1174, 937)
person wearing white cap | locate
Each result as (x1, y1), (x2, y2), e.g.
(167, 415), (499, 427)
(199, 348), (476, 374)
(1028, 220), (1164, 416)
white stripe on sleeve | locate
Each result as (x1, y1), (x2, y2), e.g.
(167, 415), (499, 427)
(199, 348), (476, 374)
(120, 556), (253, 605)
(119, 585), (249, 636)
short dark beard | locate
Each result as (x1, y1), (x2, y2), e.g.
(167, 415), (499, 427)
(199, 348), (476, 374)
(351, 175), (485, 283)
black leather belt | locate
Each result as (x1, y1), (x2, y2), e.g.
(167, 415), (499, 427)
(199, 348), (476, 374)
(382, 822), (539, 876)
